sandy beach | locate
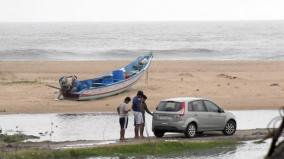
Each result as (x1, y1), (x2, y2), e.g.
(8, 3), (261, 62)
(0, 60), (284, 114)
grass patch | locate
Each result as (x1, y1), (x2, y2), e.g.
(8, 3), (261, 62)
(1, 140), (237, 159)
(0, 134), (39, 143)
(253, 140), (266, 144)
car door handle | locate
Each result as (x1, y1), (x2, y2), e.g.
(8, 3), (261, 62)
(209, 114), (213, 117)
(193, 114), (198, 117)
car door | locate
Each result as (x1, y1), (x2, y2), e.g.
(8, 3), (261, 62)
(203, 100), (226, 130)
(188, 100), (210, 130)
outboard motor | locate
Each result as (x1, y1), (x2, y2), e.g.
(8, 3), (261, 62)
(59, 76), (72, 92)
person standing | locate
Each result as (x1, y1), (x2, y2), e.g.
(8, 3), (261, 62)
(132, 90), (144, 138)
(140, 94), (152, 138)
(117, 97), (131, 141)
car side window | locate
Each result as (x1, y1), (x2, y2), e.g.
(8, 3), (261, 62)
(189, 101), (206, 112)
(188, 102), (193, 111)
(204, 100), (219, 112)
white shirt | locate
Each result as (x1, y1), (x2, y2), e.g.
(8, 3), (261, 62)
(118, 103), (129, 118)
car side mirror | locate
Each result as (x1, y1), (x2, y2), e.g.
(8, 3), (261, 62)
(218, 108), (224, 113)
(156, 107), (158, 110)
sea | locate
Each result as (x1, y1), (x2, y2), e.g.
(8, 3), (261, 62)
(0, 21), (284, 61)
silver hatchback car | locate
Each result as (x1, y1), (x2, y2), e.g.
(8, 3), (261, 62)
(152, 97), (237, 138)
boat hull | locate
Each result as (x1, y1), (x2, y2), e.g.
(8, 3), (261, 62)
(61, 54), (153, 100)
(78, 70), (144, 100)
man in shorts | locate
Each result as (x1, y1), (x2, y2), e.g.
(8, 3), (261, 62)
(132, 90), (144, 138)
(117, 97), (131, 141)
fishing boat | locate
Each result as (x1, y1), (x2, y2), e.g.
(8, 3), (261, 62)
(58, 53), (153, 100)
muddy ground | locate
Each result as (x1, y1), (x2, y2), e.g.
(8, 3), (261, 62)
(1, 128), (283, 151)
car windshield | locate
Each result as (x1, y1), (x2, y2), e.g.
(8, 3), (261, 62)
(156, 101), (182, 112)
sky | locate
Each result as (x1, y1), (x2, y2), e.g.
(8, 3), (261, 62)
(0, 0), (283, 22)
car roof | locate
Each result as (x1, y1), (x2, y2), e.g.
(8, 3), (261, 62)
(161, 97), (204, 102)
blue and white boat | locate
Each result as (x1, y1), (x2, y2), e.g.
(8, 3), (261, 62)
(59, 53), (153, 100)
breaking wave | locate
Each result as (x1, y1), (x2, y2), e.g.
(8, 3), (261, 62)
(1, 21), (284, 60)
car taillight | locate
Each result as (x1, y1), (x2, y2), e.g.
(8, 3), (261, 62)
(179, 102), (185, 116)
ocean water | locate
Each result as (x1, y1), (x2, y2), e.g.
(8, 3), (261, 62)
(0, 21), (284, 60)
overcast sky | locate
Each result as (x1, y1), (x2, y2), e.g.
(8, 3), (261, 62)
(0, 0), (283, 22)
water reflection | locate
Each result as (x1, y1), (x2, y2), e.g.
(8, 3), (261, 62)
(87, 139), (274, 159)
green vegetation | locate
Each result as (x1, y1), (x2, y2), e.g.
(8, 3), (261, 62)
(1, 140), (237, 159)
(0, 133), (39, 143)
(254, 140), (266, 144)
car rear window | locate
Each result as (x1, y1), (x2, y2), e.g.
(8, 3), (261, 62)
(156, 101), (182, 112)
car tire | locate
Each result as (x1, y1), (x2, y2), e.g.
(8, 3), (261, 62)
(223, 120), (236, 136)
(184, 123), (197, 138)
(153, 130), (165, 138)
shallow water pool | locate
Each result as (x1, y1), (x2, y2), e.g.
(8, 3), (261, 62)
(0, 109), (280, 142)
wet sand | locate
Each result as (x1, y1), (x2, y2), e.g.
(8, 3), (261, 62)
(0, 60), (284, 114)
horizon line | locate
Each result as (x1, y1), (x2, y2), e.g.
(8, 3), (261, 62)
(0, 19), (284, 23)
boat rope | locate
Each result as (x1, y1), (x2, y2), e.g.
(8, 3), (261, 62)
(145, 69), (149, 88)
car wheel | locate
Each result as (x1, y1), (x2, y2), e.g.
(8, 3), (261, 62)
(223, 120), (236, 135)
(185, 123), (197, 138)
(154, 130), (165, 138)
